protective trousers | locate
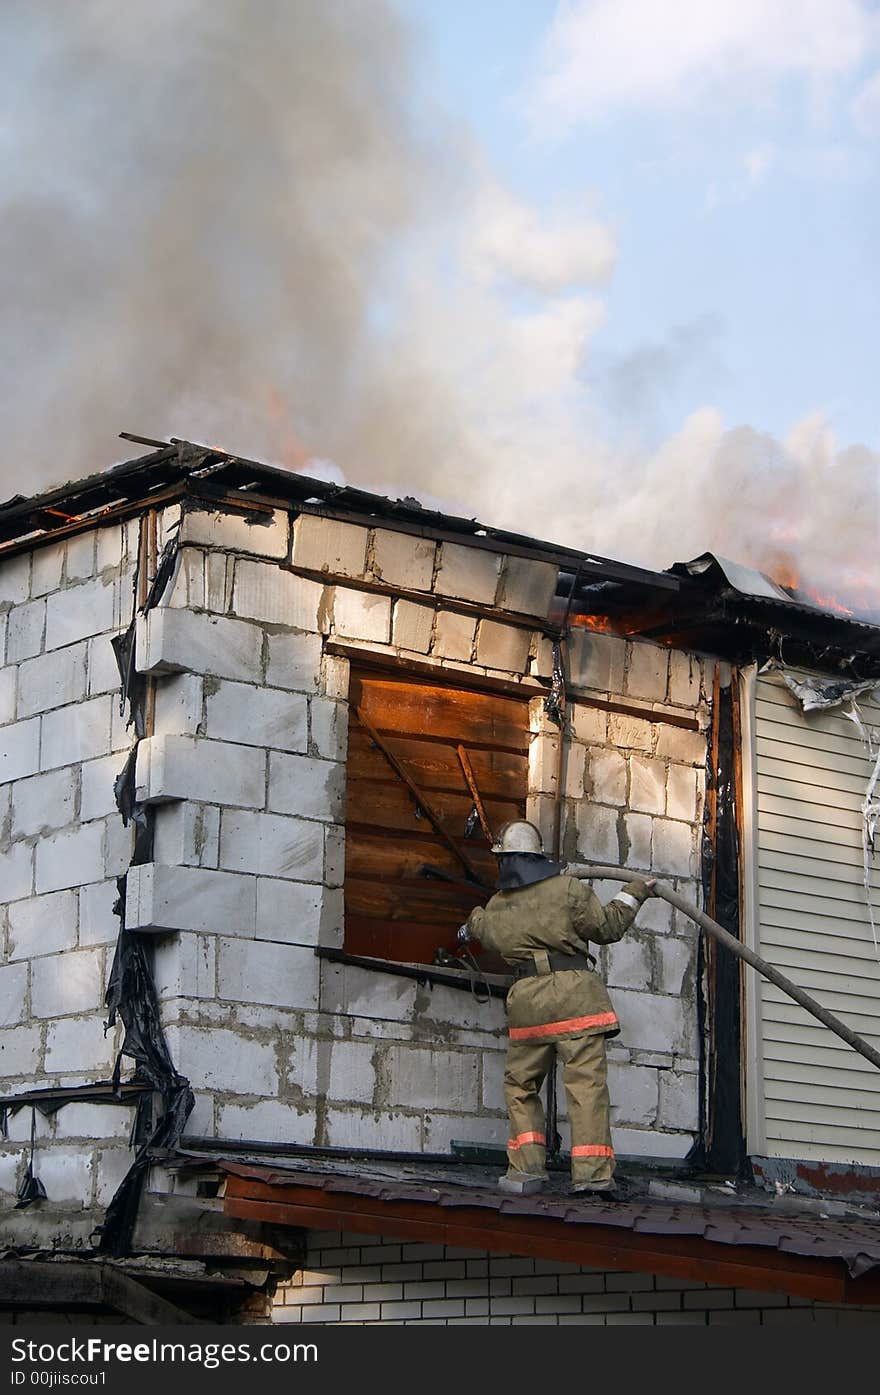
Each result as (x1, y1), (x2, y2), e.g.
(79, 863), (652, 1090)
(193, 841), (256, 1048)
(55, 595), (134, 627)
(503, 1033), (614, 1184)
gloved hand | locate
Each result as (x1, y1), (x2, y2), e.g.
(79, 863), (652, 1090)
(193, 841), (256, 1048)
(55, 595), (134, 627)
(644, 878), (658, 897)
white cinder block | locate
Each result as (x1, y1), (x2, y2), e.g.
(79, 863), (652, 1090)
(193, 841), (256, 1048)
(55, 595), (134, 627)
(164, 548), (207, 611)
(0, 963), (28, 1028)
(0, 841), (34, 903)
(135, 608), (263, 683)
(324, 826), (345, 888)
(80, 754), (124, 823)
(433, 611), (476, 661)
(608, 1064), (659, 1128)
(152, 673), (204, 738)
(326, 1039), (379, 1105)
(608, 712), (655, 753)
(94, 1148), (135, 1207)
(31, 542), (65, 596)
(386, 1045), (479, 1111)
(371, 530), (435, 591)
(233, 559), (324, 630)
(666, 765), (697, 823)
(575, 803), (619, 865)
(529, 732), (559, 795)
(44, 1015), (116, 1074)
(125, 863), (257, 936)
(6, 600), (45, 663)
(35, 822), (106, 894)
(606, 938), (653, 991)
(0, 715), (40, 783)
(657, 1071), (700, 1131)
(152, 934), (216, 1000)
(27, 1147), (94, 1206)
(266, 631), (323, 693)
(18, 643), (87, 716)
(255, 878), (323, 945)
(216, 938), (320, 1010)
(152, 802), (220, 868)
(629, 756), (666, 816)
(96, 524), (123, 574)
(309, 698), (348, 762)
(104, 815), (134, 879)
(12, 767), (77, 836)
(41, 696), (112, 770)
(87, 635), (123, 697)
(568, 631), (626, 693)
(475, 621), (531, 673)
(654, 725), (706, 764)
(205, 680), (308, 753)
(331, 588), (391, 644)
(323, 1107), (422, 1153)
(571, 703), (608, 745)
(181, 504), (289, 559)
(612, 989), (691, 1055)
(32, 949), (103, 1018)
(170, 1026), (278, 1095)
(589, 749), (626, 805)
(320, 653), (350, 700)
(292, 516), (368, 577)
(563, 743), (587, 800)
(65, 531), (96, 582)
(79, 880), (121, 946)
(220, 810), (324, 882)
(0, 1024), (41, 1076)
(0, 553), (30, 607)
(435, 543), (500, 605)
(623, 812), (652, 871)
(0, 667), (14, 725)
(9, 889), (78, 959)
(135, 734), (266, 809)
(497, 558), (558, 618)
(392, 600), (434, 654)
(218, 1100), (313, 1145)
(267, 752), (345, 823)
(45, 577), (117, 650)
(658, 938), (693, 996)
(652, 819), (695, 877)
(668, 651), (702, 707)
(626, 643), (669, 702)
(54, 1102), (134, 1141)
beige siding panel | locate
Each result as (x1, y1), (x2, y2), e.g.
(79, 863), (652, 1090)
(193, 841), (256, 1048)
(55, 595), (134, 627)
(753, 671), (880, 1165)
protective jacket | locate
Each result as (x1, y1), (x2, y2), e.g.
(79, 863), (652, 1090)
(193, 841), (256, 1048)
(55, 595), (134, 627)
(466, 872), (651, 1043)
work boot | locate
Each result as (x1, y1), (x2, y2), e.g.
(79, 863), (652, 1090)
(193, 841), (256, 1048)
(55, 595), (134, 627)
(571, 1178), (617, 1196)
(498, 1171), (548, 1196)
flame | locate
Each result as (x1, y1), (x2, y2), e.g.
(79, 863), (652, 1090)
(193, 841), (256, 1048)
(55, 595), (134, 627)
(764, 551), (876, 620)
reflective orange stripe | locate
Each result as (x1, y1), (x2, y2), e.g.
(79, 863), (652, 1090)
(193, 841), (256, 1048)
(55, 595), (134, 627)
(508, 1132), (546, 1151)
(571, 1144), (615, 1158)
(509, 1011), (618, 1040)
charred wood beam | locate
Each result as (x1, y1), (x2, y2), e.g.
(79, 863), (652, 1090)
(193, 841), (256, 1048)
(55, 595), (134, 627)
(0, 1261), (202, 1325)
(315, 945), (509, 998)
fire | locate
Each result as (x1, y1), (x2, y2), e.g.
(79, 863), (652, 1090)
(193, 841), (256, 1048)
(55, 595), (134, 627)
(764, 551), (875, 621)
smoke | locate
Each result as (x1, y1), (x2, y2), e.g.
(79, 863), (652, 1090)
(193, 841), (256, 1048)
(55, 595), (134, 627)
(2, 1), (878, 616)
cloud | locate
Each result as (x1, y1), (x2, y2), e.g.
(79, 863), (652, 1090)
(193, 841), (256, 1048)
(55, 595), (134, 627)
(852, 67), (880, 133)
(463, 181), (616, 291)
(528, 0), (876, 132)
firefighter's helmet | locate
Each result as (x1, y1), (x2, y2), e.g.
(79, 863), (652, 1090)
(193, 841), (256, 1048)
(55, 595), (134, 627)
(491, 819), (544, 856)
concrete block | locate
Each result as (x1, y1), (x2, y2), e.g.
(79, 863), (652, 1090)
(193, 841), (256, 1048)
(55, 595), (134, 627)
(654, 724), (706, 764)
(608, 712), (655, 753)
(433, 611), (476, 661)
(9, 889), (78, 959)
(529, 732), (559, 795)
(575, 804), (619, 865)
(652, 819), (695, 877)
(205, 680), (308, 753)
(434, 543), (500, 605)
(636, 895), (673, 934)
(310, 698), (349, 762)
(12, 767), (77, 836)
(331, 587), (391, 644)
(498, 558), (558, 618)
(666, 765), (697, 823)
(475, 621), (530, 673)
(626, 643), (669, 702)
(31, 542), (65, 596)
(571, 703), (608, 745)
(153, 802), (220, 868)
(392, 600), (433, 654)
(30, 1146), (94, 1206)
(218, 1100), (313, 1145)
(41, 696), (112, 770)
(623, 812), (652, 871)
(0, 962), (28, 1028)
(220, 810), (324, 882)
(136, 608), (263, 683)
(324, 826), (346, 888)
(45, 577), (117, 651)
(606, 938), (652, 991)
(0, 715), (40, 783)
(170, 1026), (278, 1095)
(152, 934), (216, 1000)
(125, 863), (257, 936)
(612, 989), (691, 1055)
(563, 743), (587, 799)
(255, 877), (323, 945)
(0, 841), (34, 903)
(292, 515), (368, 577)
(104, 816), (134, 879)
(53, 1102), (134, 1141)
(6, 600), (45, 662)
(588, 749), (626, 804)
(658, 938), (693, 996)
(423, 1112), (507, 1155)
(629, 756), (666, 816)
(164, 547), (208, 610)
(35, 821), (104, 893)
(79, 754), (124, 823)
(94, 1148), (135, 1207)
(608, 1063), (659, 1127)
(386, 1044), (479, 1111)
(216, 938), (319, 1010)
(323, 1107), (422, 1153)
(17, 643), (87, 717)
(87, 635), (123, 697)
(612, 1125), (693, 1160)
(0, 553), (30, 607)
(266, 631), (324, 693)
(152, 673), (204, 738)
(233, 558), (324, 630)
(0, 666), (14, 725)
(668, 651), (702, 707)
(65, 531), (96, 582)
(0, 1024), (41, 1077)
(135, 734), (266, 808)
(79, 880), (121, 947)
(657, 1072), (700, 1131)
(95, 524), (123, 574)
(568, 631), (625, 693)
(371, 529), (435, 591)
(267, 751), (345, 823)
(319, 962), (418, 1024)
(320, 653), (350, 700)
(181, 504), (289, 559)
(32, 949), (103, 1018)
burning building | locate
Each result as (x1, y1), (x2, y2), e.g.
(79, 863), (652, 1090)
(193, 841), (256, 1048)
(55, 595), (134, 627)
(0, 438), (879, 1325)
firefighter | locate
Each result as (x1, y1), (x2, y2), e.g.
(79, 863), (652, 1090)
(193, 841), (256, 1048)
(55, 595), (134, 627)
(458, 819), (656, 1196)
